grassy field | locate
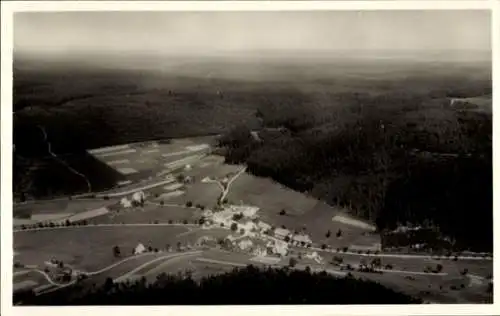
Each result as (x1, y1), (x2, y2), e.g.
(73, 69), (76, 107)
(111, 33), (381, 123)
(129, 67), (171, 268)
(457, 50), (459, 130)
(354, 271), (491, 304)
(315, 249), (493, 279)
(14, 226), (188, 270)
(14, 199), (119, 219)
(226, 172), (379, 248)
(89, 204), (203, 224)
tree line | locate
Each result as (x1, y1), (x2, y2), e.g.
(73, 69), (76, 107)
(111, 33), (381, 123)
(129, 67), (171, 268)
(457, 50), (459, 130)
(16, 265), (420, 305)
(218, 91), (492, 252)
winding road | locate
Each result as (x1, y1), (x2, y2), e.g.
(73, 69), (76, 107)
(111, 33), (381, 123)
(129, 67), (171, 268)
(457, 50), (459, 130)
(15, 250), (203, 295)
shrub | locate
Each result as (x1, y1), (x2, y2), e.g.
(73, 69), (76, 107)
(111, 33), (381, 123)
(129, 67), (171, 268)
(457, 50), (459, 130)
(182, 219), (188, 225)
(168, 219), (173, 224)
(230, 223), (238, 232)
(186, 201), (193, 207)
(232, 213), (243, 221)
(279, 209), (286, 216)
(332, 256), (343, 265)
(289, 257), (298, 267)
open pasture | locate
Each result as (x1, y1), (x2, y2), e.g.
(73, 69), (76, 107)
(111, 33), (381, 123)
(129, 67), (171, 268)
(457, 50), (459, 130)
(318, 249), (492, 280)
(355, 271), (490, 304)
(14, 225), (188, 271)
(14, 198), (118, 219)
(130, 252), (204, 283)
(182, 157), (242, 180)
(226, 173), (320, 214)
(226, 173), (378, 248)
(166, 182), (221, 209)
(174, 227), (230, 245)
(90, 204), (202, 224)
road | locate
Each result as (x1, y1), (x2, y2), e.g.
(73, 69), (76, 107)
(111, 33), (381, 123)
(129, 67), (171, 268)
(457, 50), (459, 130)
(21, 251), (203, 296)
(14, 222), (198, 233)
(309, 246), (492, 261)
(202, 166), (247, 204)
(115, 251), (202, 282)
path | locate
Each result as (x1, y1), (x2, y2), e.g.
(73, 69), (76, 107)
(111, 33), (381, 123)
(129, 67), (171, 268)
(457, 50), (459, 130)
(310, 247), (492, 261)
(128, 251), (202, 280)
(26, 251), (202, 295)
(201, 166), (247, 204)
(113, 251), (202, 282)
(14, 222), (197, 233)
(37, 125), (92, 193)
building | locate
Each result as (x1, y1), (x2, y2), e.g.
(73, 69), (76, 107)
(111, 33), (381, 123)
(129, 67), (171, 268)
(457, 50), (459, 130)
(305, 251), (323, 264)
(266, 239), (288, 257)
(229, 205), (259, 218)
(132, 191), (145, 204)
(134, 243), (146, 255)
(274, 228), (291, 240)
(292, 234), (312, 246)
(238, 239), (253, 251)
(120, 197), (132, 208)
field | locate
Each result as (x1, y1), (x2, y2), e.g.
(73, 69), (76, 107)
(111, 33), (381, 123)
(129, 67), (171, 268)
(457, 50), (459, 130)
(87, 139), (213, 180)
(88, 204), (203, 225)
(13, 55), (492, 304)
(14, 198), (119, 219)
(227, 172), (380, 248)
(14, 226), (190, 270)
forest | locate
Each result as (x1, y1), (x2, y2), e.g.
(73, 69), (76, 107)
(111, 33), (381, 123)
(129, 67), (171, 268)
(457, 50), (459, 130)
(15, 265), (420, 305)
(219, 90), (492, 252)
(13, 58), (492, 251)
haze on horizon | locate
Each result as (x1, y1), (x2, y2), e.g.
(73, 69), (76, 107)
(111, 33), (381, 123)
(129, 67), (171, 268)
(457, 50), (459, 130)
(15, 10), (491, 62)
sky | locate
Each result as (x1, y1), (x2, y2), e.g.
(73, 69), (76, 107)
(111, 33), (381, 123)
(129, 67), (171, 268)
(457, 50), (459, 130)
(14, 11), (491, 57)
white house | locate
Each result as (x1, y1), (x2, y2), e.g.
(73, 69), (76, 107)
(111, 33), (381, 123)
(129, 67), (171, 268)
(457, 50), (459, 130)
(134, 243), (146, 255)
(266, 239), (288, 257)
(120, 197), (132, 208)
(274, 228), (291, 239)
(230, 205), (259, 218)
(305, 251), (323, 264)
(238, 239), (253, 251)
(257, 222), (271, 232)
(292, 234), (312, 245)
(132, 191), (145, 204)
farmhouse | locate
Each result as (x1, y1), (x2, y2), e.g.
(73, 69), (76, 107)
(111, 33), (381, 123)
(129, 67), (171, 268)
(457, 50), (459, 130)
(229, 205), (259, 218)
(237, 239), (253, 251)
(257, 221), (271, 232)
(266, 239), (288, 256)
(305, 251), (324, 264)
(274, 228), (291, 240)
(134, 243), (146, 255)
(252, 246), (267, 257)
(120, 197), (132, 208)
(292, 234), (312, 245)
(132, 191), (145, 204)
